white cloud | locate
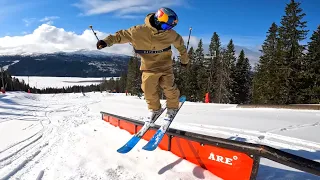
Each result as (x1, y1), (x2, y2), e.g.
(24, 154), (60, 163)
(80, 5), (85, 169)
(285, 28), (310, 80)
(0, 24), (134, 56)
(40, 16), (60, 22)
(45, 21), (54, 25)
(23, 18), (36, 27)
(117, 15), (144, 19)
(73, 0), (185, 17)
(0, 23), (203, 60)
(183, 35), (200, 50)
(22, 16), (60, 27)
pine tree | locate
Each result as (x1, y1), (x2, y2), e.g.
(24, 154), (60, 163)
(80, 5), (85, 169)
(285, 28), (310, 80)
(119, 72), (127, 93)
(208, 32), (232, 103)
(185, 47), (198, 101)
(226, 39), (237, 103)
(194, 39), (207, 102)
(126, 56), (141, 95)
(126, 58), (134, 93)
(132, 56), (142, 96)
(278, 0), (309, 103)
(253, 23), (280, 104)
(303, 25), (320, 103)
(208, 32), (222, 103)
(219, 47), (234, 103)
(0, 70), (30, 92)
(234, 50), (251, 104)
(100, 77), (107, 92)
(174, 50), (193, 100)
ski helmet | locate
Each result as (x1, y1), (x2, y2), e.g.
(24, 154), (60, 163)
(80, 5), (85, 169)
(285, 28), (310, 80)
(154, 7), (178, 30)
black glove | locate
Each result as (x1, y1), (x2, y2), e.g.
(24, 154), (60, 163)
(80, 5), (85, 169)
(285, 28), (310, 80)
(96, 40), (107, 50)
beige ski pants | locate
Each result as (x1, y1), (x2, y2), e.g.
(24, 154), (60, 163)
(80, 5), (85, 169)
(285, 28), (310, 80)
(141, 71), (180, 111)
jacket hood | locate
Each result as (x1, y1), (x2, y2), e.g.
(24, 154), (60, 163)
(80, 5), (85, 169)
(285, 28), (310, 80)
(144, 13), (167, 34)
(145, 13), (158, 32)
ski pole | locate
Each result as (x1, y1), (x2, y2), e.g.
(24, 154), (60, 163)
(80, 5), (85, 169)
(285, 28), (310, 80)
(90, 25), (104, 49)
(89, 25), (100, 41)
(186, 27), (192, 51)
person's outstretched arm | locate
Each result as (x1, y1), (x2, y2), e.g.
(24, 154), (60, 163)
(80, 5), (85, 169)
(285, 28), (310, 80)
(172, 33), (189, 65)
(97, 26), (136, 49)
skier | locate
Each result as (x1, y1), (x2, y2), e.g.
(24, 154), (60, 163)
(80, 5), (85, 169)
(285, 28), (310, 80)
(96, 7), (189, 121)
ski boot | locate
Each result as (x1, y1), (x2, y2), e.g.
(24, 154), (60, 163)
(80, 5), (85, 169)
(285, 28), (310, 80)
(164, 108), (178, 121)
(145, 108), (163, 126)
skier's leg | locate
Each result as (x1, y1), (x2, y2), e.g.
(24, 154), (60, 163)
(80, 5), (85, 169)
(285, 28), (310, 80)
(159, 73), (180, 110)
(141, 71), (162, 111)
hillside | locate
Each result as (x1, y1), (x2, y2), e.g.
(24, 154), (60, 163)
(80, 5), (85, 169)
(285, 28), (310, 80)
(0, 50), (132, 77)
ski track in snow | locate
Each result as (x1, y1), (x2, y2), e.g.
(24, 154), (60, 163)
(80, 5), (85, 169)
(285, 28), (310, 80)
(269, 121), (320, 132)
(0, 93), (220, 180)
(0, 92), (319, 180)
(20, 96), (101, 179)
(0, 93), (103, 179)
(0, 129), (42, 154)
(0, 94), (51, 179)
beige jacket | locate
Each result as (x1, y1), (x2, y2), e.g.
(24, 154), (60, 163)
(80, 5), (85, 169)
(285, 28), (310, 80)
(103, 13), (189, 73)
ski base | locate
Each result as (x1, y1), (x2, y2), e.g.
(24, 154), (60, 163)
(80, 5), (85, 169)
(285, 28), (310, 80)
(117, 107), (166, 154)
(141, 121), (172, 151)
(116, 136), (141, 154)
(142, 95), (186, 151)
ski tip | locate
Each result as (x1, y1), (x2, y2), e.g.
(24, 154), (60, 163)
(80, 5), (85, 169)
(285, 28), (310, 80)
(117, 149), (128, 154)
(179, 95), (187, 102)
(116, 136), (141, 154)
(142, 145), (157, 151)
(117, 146), (131, 154)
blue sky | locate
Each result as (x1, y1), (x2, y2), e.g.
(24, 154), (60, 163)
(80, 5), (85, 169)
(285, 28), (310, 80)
(0, 0), (319, 52)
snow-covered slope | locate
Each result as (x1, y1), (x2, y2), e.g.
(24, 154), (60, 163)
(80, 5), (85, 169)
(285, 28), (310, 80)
(0, 92), (319, 179)
(0, 49), (130, 58)
(12, 76), (119, 89)
(0, 50), (131, 78)
(2, 60), (20, 71)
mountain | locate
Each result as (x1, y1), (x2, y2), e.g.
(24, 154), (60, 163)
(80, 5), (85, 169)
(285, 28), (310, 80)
(0, 50), (132, 77)
(0, 45), (262, 77)
(233, 45), (261, 67)
(201, 44), (262, 68)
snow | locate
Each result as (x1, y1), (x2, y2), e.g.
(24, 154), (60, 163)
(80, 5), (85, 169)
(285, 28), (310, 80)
(0, 91), (319, 179)
(2, 60), (20, 71)
(12, 76), (120, 89)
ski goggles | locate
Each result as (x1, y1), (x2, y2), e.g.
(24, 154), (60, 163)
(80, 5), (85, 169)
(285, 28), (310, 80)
(160, 23), (174, 30)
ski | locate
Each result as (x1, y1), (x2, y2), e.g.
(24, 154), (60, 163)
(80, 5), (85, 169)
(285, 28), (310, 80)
(142, 95), (186, 151)
(117, 104), (167, 154)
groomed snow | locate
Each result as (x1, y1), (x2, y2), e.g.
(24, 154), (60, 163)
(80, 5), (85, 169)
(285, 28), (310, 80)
(0, 91), (319, 179)
(12, 76), (119, 89)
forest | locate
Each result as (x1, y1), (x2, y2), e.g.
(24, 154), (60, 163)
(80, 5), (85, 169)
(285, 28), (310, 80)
(123, 0), (319, 104)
